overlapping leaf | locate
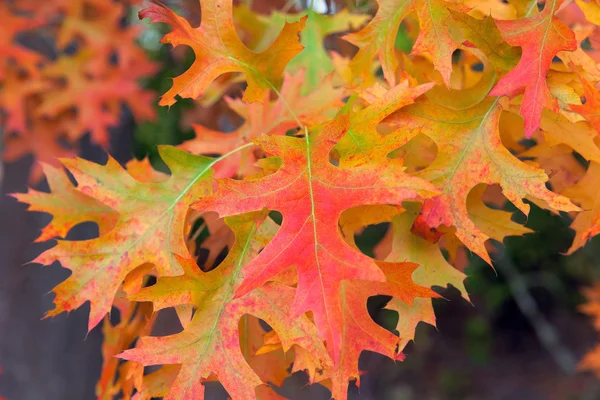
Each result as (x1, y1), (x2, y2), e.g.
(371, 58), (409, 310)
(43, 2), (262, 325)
(343, 0), (462, 87)
(562, 162), (600, 253)
(183, 71), (344, 177)
(334, 79), (434, 167)
(25, 147), (216, 330)
(139, 0), (306, 106)
(387, 98), (579, 263)
(234, 6), (369, 90)
(382, 206), (468, 346)
(1, 0), (157, 182)
(331, 261), (435, 400)
(12, 163), (117, 242)
(192, 112), (438, 362)
(120, 214), (330, 400)
(570, 76), (600, 133)
(489, 0), (577, 137)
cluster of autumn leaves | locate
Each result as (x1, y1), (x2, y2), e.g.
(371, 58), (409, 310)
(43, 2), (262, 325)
(8, 0), (600, 398)
(0, 0), (156, 182)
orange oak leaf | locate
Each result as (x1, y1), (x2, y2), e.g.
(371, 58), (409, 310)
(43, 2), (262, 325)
(258, 330), (328, 385)
(129, 365), (181, 400)
(519, 109), (600, 194)
(563, 162), (600, 253)
(0, 4), (45, 78)
(489, 0), (577, 137)
(523, 143), (587, 194)
(380, 206), (468, 347)
(192, 113), (438, 362)
(558, 25), (600, 82)
(333, 79), (434, 168)
(3, 118), (75, 183)
(96, 299), (155, 400)
(251, 261), (437, 400)
(183, 70), (344, 177)
(139, 0), (306, 106)
(239, 315), (292, 388)
(15, 0), (136, 17)
(56, 1), (151, 75)
(343, 0), (462, 87)
(0, 67), (49, 134)
(11, 163), (117, 243)
(538, 108), (600, 164)
(26, 147), (216, 330)
(580, 344), (600, 377)
(37, 53), (156, 147)
(388, 98), (579, 263)
(330, 262), (436, 400)
(120, 214), (330, 400)
(570, 76), (600, 133)
(1, 0), (158, 175)
(467, 185), (534, 241)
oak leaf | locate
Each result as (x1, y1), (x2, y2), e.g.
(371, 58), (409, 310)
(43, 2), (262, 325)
(192, 113), (438, 362)
(333, 79), (434, 168)
(37, 53), (156, 146)
(26, 146), (216, 330)
(96, 299), (155, 400)
(343, 0), (462, 87)
(12, 163), (117, 243)
(0, 67), (49, 134)
(369, 204), (469, 346)
(234, 6), (369, 91)
(121, 215), (330, 400)
(57, 1), (150, 75)
(257, 261), (437, 400)
(139, 0), (306, 106)
(448, 10), (520, 76)
(388, 98), (579, 263)
(563, 162), (600, 253)
(0, 4), (45, 79)
(489, 0), (577, 137)
(3, 118), (75, 183)
(239, 315), (293, 388)
(579, 284), (600, 377)
(330, 262), (436, 400)
(570, 76), (600, 133)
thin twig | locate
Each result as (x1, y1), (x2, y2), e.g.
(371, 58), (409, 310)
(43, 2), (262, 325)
(494, 245), (578, 375)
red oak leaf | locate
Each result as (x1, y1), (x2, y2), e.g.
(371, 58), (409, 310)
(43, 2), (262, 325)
(192, 112), (438, 362)
(490, 0), (577, 137)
